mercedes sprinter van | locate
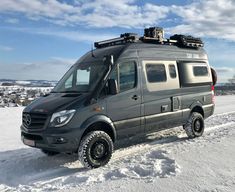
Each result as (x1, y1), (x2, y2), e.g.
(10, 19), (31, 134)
(21, 27), (216, 168)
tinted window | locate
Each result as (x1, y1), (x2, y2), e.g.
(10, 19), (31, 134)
(119, 62), (136, 92)
(193, 66), (208, 76)
(110, 62), (137, 92)
(65, 74), (73, 89)
(146, 64), (167, 83)
(76, 68), (90, 85)
(169, 65), (177, 78)
(53, 62), (108, 93)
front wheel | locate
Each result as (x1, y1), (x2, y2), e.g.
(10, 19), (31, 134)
(183, 112), (205, 138)
(78, 131), (114, 168)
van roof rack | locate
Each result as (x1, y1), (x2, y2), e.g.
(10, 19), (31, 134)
(94, 27), (204, 49)
(94, 33), (139, 48)
(170, 34), (204, 48)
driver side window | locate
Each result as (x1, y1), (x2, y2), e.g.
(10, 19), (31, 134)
(110, 61), (137, 93)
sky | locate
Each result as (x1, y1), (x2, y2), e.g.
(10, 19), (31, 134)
(0, 0), (235, 83)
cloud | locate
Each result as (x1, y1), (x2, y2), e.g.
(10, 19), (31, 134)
(2, 26), (117, 43)
(169, 0), (235, 41)
(205, 40), (235, 62)
(4, 18), (19, 24)
(0, 45), (14, 51)
(21, 63), (40, 70)
(214, 67), (235, 83)
(50, 57), (77, 65)
(1, 0), (234, 41)
(215, 67), (235, 74)
(0, 0), (75, 19)
(1, 0), (235, 42)
(0, 57), (76, 80)
(0, 0), (170, 28)
(34, 29), (116, 43)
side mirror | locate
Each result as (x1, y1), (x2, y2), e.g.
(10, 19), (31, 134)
(108, 79), (119, 95)
(104, 55), (114, 65)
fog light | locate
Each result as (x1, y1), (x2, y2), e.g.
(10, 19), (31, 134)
(54, 137), (67, 144)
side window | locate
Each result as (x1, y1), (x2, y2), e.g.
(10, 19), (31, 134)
(146, 64), (167, 83)
(193, 66), (208, 76)
(169, 64), (177, 78)
(144, 61), (180, 92)
(65, 74), (73, 89)
(110, 65), (118, 82)
(119, 62), (136, 92)
(76, 68), (90, 85)
(110, 61), (137, 93)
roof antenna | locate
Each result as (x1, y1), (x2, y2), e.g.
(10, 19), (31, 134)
(91, 43), (95, 57)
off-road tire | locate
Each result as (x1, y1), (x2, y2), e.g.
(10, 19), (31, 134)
(41, 149), (59, 156)
(211, 67), (217, 86)
(183, 112), (205, 139)
(78, 131), (113, 168)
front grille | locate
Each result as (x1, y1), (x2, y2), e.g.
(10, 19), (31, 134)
(23, 112), (48, 129)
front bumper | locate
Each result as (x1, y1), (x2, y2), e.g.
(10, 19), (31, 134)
(21, 125), (81, 153)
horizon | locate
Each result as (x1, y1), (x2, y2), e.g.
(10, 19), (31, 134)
(1, 0), (235, 83)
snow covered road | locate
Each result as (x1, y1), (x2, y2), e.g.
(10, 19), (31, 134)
(0, 95), (235, 192)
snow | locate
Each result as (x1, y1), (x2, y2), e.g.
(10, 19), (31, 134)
(15, 81), (31, 85)
(0, 95), (235, 192)
(214, 95), (235, 114)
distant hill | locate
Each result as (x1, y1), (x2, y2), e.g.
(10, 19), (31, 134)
(0, 79), (57, 87)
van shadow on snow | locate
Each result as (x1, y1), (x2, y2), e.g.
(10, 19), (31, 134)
(114, 126), (187, 149)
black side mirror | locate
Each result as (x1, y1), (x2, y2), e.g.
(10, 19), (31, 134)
(108, 79), (119, 95)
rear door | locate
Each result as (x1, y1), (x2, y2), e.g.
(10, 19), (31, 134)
(106, 60), (142, 138)
(142, 60), (182, 132)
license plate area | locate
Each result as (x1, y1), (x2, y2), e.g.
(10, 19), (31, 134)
(23, 138), (35, 147)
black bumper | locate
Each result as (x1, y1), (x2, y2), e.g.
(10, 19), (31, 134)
(21, 125), (81, 153)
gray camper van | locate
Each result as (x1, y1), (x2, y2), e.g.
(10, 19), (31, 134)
(21, 27), (216, 168)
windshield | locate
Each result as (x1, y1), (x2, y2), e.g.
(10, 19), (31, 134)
(52, 61), (108, 93)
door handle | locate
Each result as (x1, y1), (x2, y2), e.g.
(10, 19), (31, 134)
(132, 95), (139, 100)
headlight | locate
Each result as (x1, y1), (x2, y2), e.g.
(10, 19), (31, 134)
(50, 109), (76, 127)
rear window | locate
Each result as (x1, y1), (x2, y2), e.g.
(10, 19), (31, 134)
(193, 66), (208, 76)
(146, 64), (167, 83)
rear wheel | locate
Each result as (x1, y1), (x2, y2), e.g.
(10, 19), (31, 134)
(183, 112), (204, 138)
(41, 149), (59, 156)
(78, 131), (113, 168)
